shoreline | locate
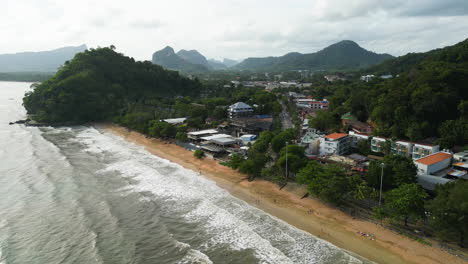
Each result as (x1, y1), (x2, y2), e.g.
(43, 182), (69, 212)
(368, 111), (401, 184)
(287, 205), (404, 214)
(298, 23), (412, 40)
(102, 124), (466, 264)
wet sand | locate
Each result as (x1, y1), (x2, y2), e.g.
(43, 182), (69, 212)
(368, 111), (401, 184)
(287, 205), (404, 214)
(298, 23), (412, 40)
(103, 124), (467, 264)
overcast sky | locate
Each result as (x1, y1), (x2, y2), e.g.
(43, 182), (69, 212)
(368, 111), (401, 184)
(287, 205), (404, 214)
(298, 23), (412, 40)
(2, 0), (468, 61)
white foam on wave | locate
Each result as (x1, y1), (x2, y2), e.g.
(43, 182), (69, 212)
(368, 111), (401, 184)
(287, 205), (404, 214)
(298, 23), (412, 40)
(78, 127), (364, 264)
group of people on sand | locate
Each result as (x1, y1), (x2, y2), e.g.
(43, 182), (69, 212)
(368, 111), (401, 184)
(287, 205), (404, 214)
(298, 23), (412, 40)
(357, 231), (376, 240)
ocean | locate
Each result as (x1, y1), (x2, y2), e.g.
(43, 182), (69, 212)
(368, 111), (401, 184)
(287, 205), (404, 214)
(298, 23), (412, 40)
(0, 81), (367, 264)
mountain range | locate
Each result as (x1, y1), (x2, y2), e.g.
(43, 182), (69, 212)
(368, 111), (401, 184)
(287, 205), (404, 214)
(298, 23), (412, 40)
(0, 44), (87, 72)
(152, 47), (238, 73)
(152, 40), (393, 73)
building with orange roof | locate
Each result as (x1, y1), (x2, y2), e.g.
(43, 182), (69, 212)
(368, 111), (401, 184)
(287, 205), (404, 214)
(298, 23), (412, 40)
(415, 152), (453, 175)
(320, 133), (350, 156)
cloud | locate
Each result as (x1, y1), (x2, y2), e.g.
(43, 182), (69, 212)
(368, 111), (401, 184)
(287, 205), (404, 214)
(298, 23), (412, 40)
(0, 0), (467, 61)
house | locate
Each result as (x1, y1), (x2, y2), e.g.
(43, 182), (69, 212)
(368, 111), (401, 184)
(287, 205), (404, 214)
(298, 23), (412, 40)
(412, 143), (440, 160)
(360, 75), (375, 82)
(296, 99), (329, 110)
(161, 118), (187, 125)
(348, 131), (371, 148)
(239, 134), (257, 146)
(228, 102), (254, 119)
(324, 75), (346, 82)
(187, 129), (219, 141)
(229, 117), (273, 137)
(301, 129), (322, 155)
(342, 119), (373, 134)
(380, 75), (393, 79)
(391, 140), (414, 157)
(319, 133), (350, 156)
(453, 151), (468, 162)
(371, 137), (387, 153)
(414, 152), (453, 175)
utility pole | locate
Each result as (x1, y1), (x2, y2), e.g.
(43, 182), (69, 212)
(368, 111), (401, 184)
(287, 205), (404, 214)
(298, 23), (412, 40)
(285, 141), (288, 179)
(379, 163), (385, 207)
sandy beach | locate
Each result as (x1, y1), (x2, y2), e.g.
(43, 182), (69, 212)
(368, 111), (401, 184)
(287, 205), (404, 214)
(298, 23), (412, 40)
(103, 124), (467, 264)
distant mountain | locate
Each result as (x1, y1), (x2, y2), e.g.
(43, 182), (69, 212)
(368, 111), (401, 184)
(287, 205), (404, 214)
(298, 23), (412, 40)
(223, 58), (239, 67)
(152, 46), (209, 73)
(0, 44), (87, 72)
(176, 49), (212, 68)
(208, 59), (228, 70)
(234, 40), (393, 72)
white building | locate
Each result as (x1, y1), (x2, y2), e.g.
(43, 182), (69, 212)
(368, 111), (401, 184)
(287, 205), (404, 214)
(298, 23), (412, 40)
(412, 143), (440, 160)
(348, 131), (371, 148)
(453, 151), (468, 162)
(371, 137), (387, 153)
(319, 133), (350, 156)
(228, 102), (254, 119)
(360, 75), (375, 82)
(391, 140), (414, 157)
(414, 152), (453, 175)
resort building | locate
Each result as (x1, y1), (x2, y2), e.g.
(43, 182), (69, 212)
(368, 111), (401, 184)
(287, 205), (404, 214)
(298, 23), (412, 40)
(412, 143), (440, 160)
(348, 131), (371, 148)
(228, 102), (254, 119)
(454, 150), (468, 162)
(371, 137), (387, 153)
(187, 129), (219, 141)
(391, 140), (414, 157)
(414, 152), (453, 175)
(319, 133), (350, 156)
(342, 119), (373, 134)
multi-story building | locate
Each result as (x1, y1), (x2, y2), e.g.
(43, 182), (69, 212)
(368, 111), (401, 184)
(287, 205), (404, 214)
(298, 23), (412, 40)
(348, 131), (370, 148)
(371, 137), (387, 153)
(319, 133), (350, 156)
(391, 140), (414, 157)
(228, 102), (254, 119)
(414, 152), (452, 175)
(412, 143), (440, 160)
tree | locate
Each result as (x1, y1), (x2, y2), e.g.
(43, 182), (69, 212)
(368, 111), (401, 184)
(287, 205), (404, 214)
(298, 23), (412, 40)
(226, 154), (244, 169)
(271, 129), (296, 153)
(276, 145), (307, 176)
(175, 132), (188, 142)
(193, 149), (204, 159)
(427, 181), (468, 247)
(297, 163), (352, 205)
(383, 183), (428, 226)
(366, 155), (416, 190)
(309, 111), (339, 132)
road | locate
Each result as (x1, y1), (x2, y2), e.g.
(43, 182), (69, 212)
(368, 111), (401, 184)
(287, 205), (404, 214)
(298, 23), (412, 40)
(279, 99), (294, 130)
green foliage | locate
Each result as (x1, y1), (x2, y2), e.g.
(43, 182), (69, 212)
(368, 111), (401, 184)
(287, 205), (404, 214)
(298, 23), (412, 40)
(193, 149), (205, 159)
(438, 118), (468, 149)
(309, 111), (340, 132)
(383, 183), (428, 226)
(297, 163), (353, 205)
(175, 132), (188, 142)
(366, 155), (417, 190)
(271, 129), (296, 153)
(277, 145), (307, 175)
(226, 154), (245, 169)
(148, 121), (177, 138)
(23, 47), (202, 123)
(426, 181), (468, 247)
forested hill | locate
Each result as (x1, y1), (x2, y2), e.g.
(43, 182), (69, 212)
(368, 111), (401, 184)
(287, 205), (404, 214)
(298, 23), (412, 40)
(23, 47), (203, 123)
(322, 38), (468, 148)
(233, 40), (393, 72)
(365, 38), (468, 75)
(0, 45), (86, 72)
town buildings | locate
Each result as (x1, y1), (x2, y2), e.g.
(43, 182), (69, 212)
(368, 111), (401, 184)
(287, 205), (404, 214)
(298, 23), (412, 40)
(228, 102), (254, 119)
(319, 133), (350, 156)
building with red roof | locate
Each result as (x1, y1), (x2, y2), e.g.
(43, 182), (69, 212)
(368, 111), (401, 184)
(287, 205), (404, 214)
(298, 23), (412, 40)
(320, 133), (350, 156)
(415, 152), (453, 175)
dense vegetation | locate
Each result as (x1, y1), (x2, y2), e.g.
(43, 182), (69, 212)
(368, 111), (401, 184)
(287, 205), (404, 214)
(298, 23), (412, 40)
(23, 47), (203, 123)
(233, 40), (393, 72)
(306, 38), (468, 148)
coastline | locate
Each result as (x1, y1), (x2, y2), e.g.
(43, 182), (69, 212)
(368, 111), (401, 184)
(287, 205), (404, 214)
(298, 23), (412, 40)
(102, 124), (466, 264)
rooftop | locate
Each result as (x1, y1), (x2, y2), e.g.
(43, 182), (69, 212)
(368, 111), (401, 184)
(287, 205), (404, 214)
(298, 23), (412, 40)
(229, 102), (253, 110)
(325, 133), (348, 140)
(188, 129), (218, 136)
(415, 152), (453, 166)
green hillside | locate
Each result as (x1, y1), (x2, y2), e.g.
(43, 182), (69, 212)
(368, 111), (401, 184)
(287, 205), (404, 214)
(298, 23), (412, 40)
(23, 47), (203, 123)
(234, 40), (393, 72)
